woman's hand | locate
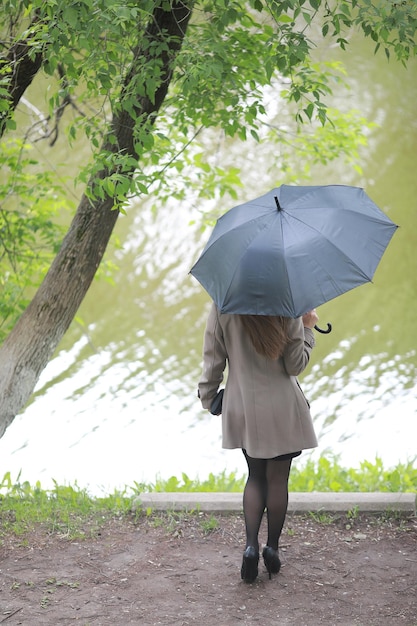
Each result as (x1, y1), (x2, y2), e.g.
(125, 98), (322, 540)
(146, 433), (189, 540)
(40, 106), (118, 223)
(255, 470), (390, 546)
(302, 309), (319, 329)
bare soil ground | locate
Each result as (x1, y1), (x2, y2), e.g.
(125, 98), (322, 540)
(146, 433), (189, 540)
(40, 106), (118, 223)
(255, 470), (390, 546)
(0, 510), (416, 626)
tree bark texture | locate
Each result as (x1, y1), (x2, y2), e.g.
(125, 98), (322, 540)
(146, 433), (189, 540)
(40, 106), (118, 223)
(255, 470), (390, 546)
(0, 2), (193, 438)
(0, 13), (44, 138)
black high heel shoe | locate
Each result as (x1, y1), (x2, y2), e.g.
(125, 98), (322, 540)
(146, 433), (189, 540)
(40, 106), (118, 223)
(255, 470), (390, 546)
(241, 546), (259, 583)
(262, 546), (281, 579)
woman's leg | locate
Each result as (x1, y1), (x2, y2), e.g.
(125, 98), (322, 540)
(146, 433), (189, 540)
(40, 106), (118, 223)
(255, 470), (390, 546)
(242, 450), (267, 549)
(265, 458), (292, 550)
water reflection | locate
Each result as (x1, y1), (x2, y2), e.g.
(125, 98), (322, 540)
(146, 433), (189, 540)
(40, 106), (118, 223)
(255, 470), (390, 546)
(304, 334), (417, 467)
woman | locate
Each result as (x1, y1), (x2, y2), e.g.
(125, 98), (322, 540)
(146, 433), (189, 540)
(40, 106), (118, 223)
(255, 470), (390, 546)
(198, 303), (318, 583)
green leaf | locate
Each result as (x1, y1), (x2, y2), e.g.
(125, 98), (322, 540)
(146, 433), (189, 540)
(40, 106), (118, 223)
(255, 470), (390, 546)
(304, 102), (314, 120)
(278, 14), (293, 23)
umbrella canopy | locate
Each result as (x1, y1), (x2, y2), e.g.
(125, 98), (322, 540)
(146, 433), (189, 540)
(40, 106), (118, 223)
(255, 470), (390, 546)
(190, 184), (398, 317)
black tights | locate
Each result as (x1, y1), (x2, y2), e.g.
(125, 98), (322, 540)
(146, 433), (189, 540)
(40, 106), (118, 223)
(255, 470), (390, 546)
(242, 450), (292, 551)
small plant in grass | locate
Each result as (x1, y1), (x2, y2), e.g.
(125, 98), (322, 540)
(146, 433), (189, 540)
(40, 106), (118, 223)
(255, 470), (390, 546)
(40, 595), (51, 609)
(378, 507), (407, 525)
(155, 510), (191, 535)
(147, 513), (165, 528)
(346, 505), (359, 521)
(345, 505), (360, 529)
(308, 510), (335, 525)
(200, 515), (219, 534)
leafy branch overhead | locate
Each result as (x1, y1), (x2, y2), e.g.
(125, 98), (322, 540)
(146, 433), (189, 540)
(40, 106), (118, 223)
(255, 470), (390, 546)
(2, 1), (415, 181)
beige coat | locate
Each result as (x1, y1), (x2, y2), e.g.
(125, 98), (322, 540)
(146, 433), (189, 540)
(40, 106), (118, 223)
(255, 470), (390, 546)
(198, 303), (318, 458)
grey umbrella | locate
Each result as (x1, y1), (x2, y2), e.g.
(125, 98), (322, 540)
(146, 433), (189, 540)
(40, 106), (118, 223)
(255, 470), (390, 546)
(190, 184), (398, 320)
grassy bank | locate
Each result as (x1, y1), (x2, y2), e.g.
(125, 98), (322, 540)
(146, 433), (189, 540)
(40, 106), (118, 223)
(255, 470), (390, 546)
(0, 456), (415, 540)
(148, 456), (417, 493)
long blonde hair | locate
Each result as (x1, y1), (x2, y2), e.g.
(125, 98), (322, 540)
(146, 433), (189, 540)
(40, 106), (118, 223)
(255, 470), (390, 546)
(240, 315), (290, 360)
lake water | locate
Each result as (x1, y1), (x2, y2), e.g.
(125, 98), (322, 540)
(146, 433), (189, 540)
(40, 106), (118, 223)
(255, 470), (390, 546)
(1, 36), (416, 495)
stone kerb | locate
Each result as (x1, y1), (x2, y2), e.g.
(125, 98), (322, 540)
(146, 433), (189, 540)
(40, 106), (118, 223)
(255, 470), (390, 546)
(133, 492), (416, 514)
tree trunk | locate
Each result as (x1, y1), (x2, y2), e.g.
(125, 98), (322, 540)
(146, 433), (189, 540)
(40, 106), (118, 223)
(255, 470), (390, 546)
(0, 12), (44, 138)
(0, 2), (193, 438)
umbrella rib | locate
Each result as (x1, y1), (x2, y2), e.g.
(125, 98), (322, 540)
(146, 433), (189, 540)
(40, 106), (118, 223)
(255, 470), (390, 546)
(319, 238), (373, 281)
(287, 206), (395, 228)
(278, 212), (297, 315)
(220, 221), (273, 314)
(283, 213), (381, 281)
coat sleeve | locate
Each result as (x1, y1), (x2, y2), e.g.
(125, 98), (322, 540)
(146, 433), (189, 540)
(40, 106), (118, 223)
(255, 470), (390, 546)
(282, 317), (315, 376)
(198, 303), (227, 410)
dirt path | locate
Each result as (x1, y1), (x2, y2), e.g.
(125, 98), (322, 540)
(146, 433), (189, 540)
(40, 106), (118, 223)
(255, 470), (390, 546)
(1, 511), (416, 625)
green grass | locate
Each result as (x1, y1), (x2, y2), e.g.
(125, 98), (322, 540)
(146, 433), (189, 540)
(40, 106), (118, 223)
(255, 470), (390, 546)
(137, 455), (417, 494)
(0, 456), (415, 540)
(289, 456), (417, 493)
(0, 473), (133, 539)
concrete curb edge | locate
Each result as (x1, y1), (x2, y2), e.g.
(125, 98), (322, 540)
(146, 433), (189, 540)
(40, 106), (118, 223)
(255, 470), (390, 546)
(133, 492), (416, 514)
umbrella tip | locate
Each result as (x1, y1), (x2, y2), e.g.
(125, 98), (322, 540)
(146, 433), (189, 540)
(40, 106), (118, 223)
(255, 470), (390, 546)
(274, 196), (281, 211)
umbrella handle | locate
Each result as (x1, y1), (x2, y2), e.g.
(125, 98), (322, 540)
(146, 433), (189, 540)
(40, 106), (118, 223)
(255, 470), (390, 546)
(314, 323), (332, 334)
